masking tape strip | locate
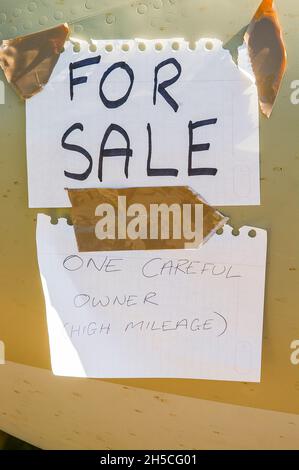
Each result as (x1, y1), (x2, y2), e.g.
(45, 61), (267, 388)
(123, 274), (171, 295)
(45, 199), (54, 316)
(68, 187), (228, 252)
(0, 23), (69, 99)
(243, 0), (287, 118)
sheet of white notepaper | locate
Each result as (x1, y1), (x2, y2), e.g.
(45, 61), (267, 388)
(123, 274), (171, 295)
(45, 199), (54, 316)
(36, 214), (267, 381)
(27, 38), (260, 208)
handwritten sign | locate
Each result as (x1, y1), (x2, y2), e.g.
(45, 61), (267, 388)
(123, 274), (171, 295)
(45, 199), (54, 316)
(36, 214), (267, 381)
(26, 39), (260, 208)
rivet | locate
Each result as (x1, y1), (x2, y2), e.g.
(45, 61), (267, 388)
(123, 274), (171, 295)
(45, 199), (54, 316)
(28, 2), (37, 12)
(137, 4), (147, 15)
(85, 0), (96, 9)
(106, 14), (115, 25)
(23, 20), (33, 30)
(39, 16), (49, 25)
(54, 11), (64, 20)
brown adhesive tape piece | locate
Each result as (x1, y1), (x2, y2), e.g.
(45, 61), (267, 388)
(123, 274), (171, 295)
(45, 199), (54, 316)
(68, 187), (228, 252)
(0, 23), (69, 100)
(245, 0), (286, 118)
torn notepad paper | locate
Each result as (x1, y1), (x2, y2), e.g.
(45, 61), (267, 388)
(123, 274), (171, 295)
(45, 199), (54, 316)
(26, 39), (260, 208)
(36, 214), (267, 381)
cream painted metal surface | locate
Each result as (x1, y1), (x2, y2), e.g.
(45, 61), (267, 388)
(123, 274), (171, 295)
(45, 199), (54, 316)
(1, 361), (299, 450)
(0, 0), (298, 448)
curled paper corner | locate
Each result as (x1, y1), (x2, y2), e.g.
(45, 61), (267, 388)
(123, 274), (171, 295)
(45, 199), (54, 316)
(67, 186), (228, 252)
(0, 23), (69, 100)
(241, 0), (287, 118)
